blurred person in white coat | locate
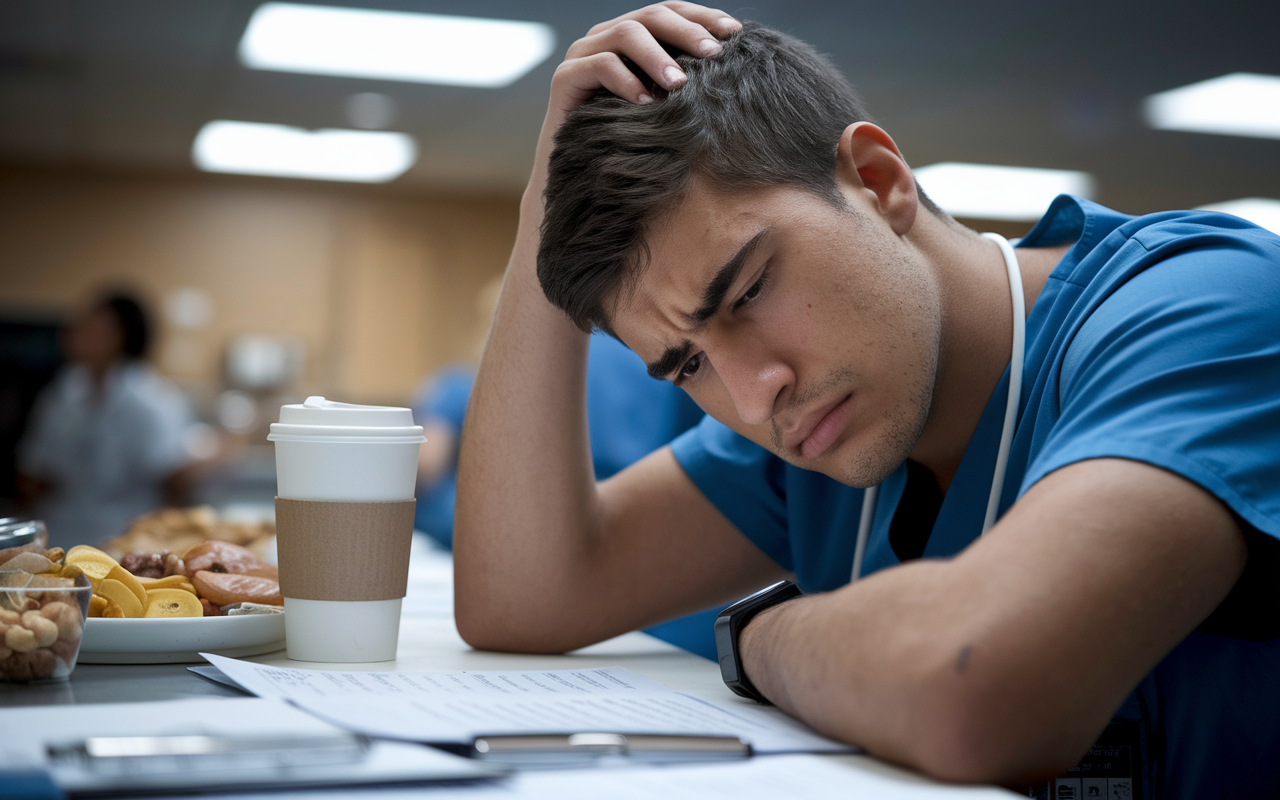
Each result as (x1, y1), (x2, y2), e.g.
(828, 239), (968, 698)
(17, 292), (193, 548)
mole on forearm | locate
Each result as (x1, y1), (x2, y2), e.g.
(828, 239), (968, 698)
(955, 645), (973, 675)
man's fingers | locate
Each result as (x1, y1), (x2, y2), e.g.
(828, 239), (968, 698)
(588, 2), (740, 41)
(653, 1), (742, 38)
(553, 52), (654, 108)
(540, 4), (743, 153)
(588, 4), (735, 58)
(570, 3), (741, 95)
(568, 17), (689, 93)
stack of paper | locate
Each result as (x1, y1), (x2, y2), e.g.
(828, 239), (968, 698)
(202, 654), (852, 754)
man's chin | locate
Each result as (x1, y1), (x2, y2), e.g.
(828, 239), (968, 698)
(772, 439), (904, 490)
(805, 413), (928, 488)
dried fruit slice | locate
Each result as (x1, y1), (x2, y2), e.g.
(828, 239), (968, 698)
(59, 563), (85, 581)
(182, 541), (266, 577)
(191, 571), (282, 606)
(96, 578), (144, 618)
(137, 575), (197, 595)
(143, 588), (203, 618)
(105, 565), (147, 606)
(66, 546), (120, 584)
(73, 561), (116, 583)
(65, 545), (118, 568)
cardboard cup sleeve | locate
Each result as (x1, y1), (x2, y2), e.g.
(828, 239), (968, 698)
(275, 498), (416, 602)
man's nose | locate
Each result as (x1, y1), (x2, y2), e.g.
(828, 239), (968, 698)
(716, 345), (790, 427)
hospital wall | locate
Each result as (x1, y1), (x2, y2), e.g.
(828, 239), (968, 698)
(0, 166), (518, 407)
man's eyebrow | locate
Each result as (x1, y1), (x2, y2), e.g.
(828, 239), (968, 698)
(689, 227), (772, 325)
(647, 340), (692, 380)
(644, 227), (772, 380)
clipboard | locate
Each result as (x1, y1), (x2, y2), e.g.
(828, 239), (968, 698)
(1, 697), (502, 799)
(44, 732), (504, 797)
(469, 732), (751, 769)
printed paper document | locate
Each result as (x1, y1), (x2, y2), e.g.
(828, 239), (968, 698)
(202, 654), (851, 754)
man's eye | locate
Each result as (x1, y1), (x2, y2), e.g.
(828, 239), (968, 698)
(678, 353), (703, 381)
(734, 275), (767, 310)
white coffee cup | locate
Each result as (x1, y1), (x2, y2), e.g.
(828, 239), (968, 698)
(268, 396), (424, 662)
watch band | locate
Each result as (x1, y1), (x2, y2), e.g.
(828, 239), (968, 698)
(714, 580), (803, 704)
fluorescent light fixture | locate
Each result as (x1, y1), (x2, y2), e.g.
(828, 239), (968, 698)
(1145, 73), (1280, 140)
(239, 3), (556, 87)
(913, 162), (1096, 221)
(192, 120), (416, 182)
(1197, 198), (1280, 235)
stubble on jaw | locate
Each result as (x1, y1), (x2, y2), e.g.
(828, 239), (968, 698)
(763, 249), (941, 490)
(837, 301), (940, 489)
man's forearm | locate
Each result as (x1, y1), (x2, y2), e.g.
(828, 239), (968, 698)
(452, 183), (602, 652)
(737, 562), (975, 775)
(736, 459), (1247, 785)
(736, 561), (1106, 784)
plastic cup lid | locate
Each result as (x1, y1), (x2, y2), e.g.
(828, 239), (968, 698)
(274, 396), (416, 428)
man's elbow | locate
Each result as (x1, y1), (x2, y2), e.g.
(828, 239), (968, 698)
(901, 679), (1089, 787)
(453, 587), (586, 655)
(453, 592), (505, 651)
(454, 589), (540, 653)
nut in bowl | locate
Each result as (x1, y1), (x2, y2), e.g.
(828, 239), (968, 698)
(0, 571), (92, 682)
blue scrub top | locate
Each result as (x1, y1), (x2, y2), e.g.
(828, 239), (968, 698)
(672, 196), (1280, 799)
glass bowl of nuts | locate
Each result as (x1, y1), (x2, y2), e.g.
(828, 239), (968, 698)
(0, 573), (92, 682)
(1, 520), (93, 682)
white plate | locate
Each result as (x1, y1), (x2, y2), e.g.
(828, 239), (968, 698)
(78, 613), (286, 664)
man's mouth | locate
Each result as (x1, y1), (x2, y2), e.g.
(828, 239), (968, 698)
(784, 394), (854, 461)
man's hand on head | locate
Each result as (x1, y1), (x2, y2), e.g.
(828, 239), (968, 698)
(528, 3), (740, 205)
(559, 3), (739, 110)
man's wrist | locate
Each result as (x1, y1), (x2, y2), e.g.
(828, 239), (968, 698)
(714, 581), (803, 704)
(739, 598), (788, 651)
(737, 599), (791, 700)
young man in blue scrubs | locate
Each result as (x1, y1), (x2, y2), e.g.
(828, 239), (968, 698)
(454, 4), (1279, 797)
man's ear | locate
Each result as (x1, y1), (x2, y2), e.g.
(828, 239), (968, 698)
(836, 122), (918, 236)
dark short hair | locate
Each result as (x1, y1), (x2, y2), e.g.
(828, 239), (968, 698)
(99, 293), (151, 359)
(538, 21), (941, 333)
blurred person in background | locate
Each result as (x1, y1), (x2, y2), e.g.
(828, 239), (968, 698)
(16, 291), (194, 548)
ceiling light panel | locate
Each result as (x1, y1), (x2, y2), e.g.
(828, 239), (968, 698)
(192, 121), (416, 183)
(912, 162), (1096, 221)
(1197, 198), (1280, 235)
(1145, 73), (1280, 140)
(239, 3), (556, 88)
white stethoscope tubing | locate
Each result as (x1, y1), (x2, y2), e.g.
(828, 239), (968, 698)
(849, 233), (1025, 582)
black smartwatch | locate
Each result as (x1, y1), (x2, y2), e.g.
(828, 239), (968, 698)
(714, 580), (803, 704)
